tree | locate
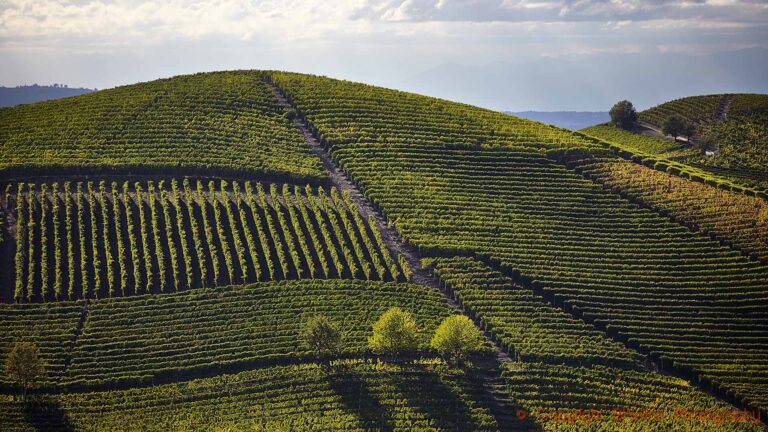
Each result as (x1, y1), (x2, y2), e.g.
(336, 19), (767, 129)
(430, 315), (485, 366)
(609, 100), (638, 130)
(4, 341), (46, 400)
(368, 308), (419, 356)
(301, 315), (341, 359)
(662, 115), (692, 140)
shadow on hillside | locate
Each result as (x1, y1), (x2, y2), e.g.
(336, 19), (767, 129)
(24, 398), (73, 432)
(326, 365), (395, 431)
(391, 368), (483, 431)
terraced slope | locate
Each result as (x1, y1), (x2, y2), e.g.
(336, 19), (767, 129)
(427, 256), (641, 367)
(0, 71), (324, 181)
(639, 94), (726, 127)
(502, 362), (764, 431)
(1, 71), (766, 431)
(587, 94), (768, 190)
(2, 360), (501, 432)
(570, 157), (768, 262)
(271, 72), (768, 412)
(2, 179), (401, 302)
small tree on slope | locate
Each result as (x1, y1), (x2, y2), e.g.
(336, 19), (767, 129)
(610, 100), (638, 130)
(368, 308), (419, 358)
(302, 315), (341, 361)
(430, 315), (485, 366)
(4, 341), (46, 401)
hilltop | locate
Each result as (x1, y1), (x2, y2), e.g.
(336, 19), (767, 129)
(0, 71), (766, 431)
(582, 93), (768, 189)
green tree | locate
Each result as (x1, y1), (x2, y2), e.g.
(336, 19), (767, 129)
(301, 315), (341, 359)
(4, 341), (46, 400)
(609, 100), (638, 130)
(663, 115), (693, 140)
(430, 315), (485, 366)
(368, 307), (419, 356)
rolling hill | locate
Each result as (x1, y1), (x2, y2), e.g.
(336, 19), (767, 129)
(582, 94), (768, 190)
(0, 71), (766, 431)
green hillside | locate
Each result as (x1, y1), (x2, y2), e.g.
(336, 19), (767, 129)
(0, 71), (766, 431)
(584, 93), (768, 189)
(0, 72), (324, 181)
(272, 72), (768, 413)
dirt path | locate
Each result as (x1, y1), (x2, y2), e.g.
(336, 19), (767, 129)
(715, 94), (734, 121)
(267, 82), (522, 430)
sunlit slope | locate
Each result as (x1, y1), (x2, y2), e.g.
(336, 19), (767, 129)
(0, 71), (324, 181)
(2, 180), (402, 303)
(0, 280), (452, 388)
(4, 359), (761, 432)
(586, 93), (768, 189)
(639, 94), (727, 127)
(271, 72), (768, 412)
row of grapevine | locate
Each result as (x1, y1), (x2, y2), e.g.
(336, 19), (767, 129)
(639, 94), (725, 127)
(61, 280), (450, 386)
(574, 157), (768, 262)
(270, 72), (768, 413)
(0, 72), (324, 182)
(501, 362), (762, 432)
(2, 360), (500, 432)
(4, 179), (400, 302)
(428, 256), (641, 367)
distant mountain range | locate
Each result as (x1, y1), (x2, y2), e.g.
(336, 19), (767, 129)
(0, 84), (95, 107)
(398, 47), (768, 112)
(507, 111), (609, 130)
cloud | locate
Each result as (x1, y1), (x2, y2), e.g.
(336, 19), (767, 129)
(0, 0), (368, 48)
(352, 0), (768, 24)
(0, 0), (766, 95)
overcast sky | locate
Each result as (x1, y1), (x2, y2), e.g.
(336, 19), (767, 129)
(1, 0), (767, 110)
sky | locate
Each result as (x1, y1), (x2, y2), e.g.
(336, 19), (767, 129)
(1, 0), (767, 110)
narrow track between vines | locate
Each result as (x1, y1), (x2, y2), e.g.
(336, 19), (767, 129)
(267, 81), (524, 431)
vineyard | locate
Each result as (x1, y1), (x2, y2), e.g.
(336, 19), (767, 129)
(0, 70), (766, 431)
(0, 72), (324, 181)
(572, 157), (768, 262)
(1, 179), (402, 302)
(581, 124), (688, 156)
(271, 71), (768, 413)
(696, 107), (768, 189)
(426, 256), (641, 367)
(502, 362), (764, 431)
(1, 360), (501, 432)
(639, 94), (725, 127)
(0, 280), (451, 388)
(594, 94), (768, 190)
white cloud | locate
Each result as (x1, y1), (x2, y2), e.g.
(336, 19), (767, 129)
(0, 0), (371, 47)
(0, 0), (766, 102)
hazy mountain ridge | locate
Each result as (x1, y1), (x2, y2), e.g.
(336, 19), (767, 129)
(399, 48), (768, 112)
(507, 111), (609, 130)
(0, 84), (95, 107)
